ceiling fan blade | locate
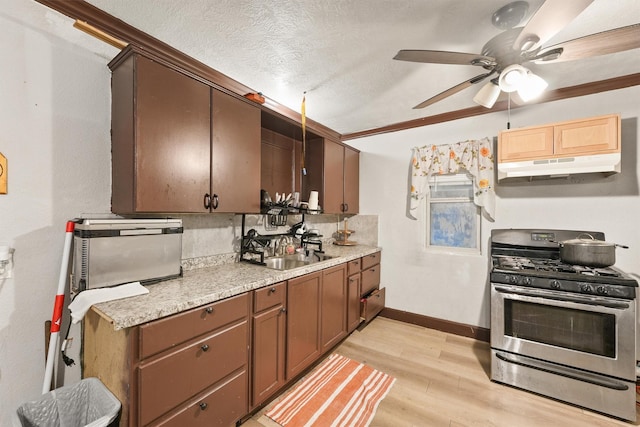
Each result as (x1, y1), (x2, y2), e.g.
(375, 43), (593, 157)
(394, 50), (495, 66)
(534, 24), (640, 63)
(513, 0), (594, 52)
(413, 72), (494, 109)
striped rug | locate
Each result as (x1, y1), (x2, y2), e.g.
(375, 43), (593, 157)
(266, 353), (395, 427)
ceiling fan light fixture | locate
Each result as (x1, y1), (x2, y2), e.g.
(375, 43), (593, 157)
(517, 71), (548, 102)
(473, 81), (501, 108)
(518, 35), (540, 52)
(498, 64), (528, 92)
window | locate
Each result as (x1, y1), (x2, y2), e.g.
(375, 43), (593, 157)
(425, 173), (480, 253)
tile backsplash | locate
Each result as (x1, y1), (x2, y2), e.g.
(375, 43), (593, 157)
(179, 213), (378, 263)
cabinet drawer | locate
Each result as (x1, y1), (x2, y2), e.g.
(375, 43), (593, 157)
(361, 251), (381, 270)
(138, 321), (248, 426)
(152, 370), (247, 427)
(347, 258), (361, 276)
(254, 282), (286, 312)
(139, 292), (249, 359)
(360, 287), (385, 324)
(361, 264), (381, 297)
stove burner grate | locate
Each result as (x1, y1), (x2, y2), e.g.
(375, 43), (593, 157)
(493, 255), (622, 277)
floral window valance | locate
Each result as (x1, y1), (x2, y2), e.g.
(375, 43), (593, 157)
(409, 138), (496, 221)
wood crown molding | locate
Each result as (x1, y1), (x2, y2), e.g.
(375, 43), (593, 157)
(342, 73), (640, 141)
(34, 1), (639, 143)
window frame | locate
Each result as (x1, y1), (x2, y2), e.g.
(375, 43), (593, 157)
(424, 173), (481, 255)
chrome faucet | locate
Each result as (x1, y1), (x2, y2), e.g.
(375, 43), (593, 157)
(275, 236), (291, 256)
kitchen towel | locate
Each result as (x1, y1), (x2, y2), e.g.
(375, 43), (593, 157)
(69, 282), (148, 324)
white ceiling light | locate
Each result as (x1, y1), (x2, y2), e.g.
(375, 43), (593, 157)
(473, 81), (501, 108)
(498, 64), (528, 92)
(517, 71), (549, 102)
(497, 64), (548, 102)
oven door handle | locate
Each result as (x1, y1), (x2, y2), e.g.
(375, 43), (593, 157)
(493, 285), (630, 310)
(495, 351), (629, 391)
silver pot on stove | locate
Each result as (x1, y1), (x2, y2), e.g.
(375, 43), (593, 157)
(556, 233), (628, 268)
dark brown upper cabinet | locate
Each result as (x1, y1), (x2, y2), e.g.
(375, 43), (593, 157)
(109, 46), (260, 214)
(304, 138), (359, 214)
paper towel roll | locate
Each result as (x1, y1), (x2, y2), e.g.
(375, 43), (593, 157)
(308, 191), (319, 210)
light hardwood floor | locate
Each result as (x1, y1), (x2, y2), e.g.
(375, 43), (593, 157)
(246, 316), (640, 427)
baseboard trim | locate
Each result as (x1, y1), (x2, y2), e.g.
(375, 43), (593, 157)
(380, 308), (490, 343)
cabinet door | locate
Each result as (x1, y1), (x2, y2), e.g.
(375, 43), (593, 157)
(347, 274), (362, 333)
(323, 139), (345, 214)
(554, 114), (620, 156)
(343, 146), (359, 214)
(286, 272), (321, 379)
(321, 264), (347, 352)
(498, 126), (553, 162)
(211, 89), (261, 213)
(252, 304), (286, 407)
(132, 55), (211, 212)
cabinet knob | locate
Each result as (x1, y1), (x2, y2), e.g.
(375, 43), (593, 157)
(201, 344), (210, 352)
(212, 194), (219, 209)
(203, 193), (211, 209)
(199, 402), (208, 410)
(344, 203), (349, 212)
(281, 307), (287, 313)
(269, 287), (276, 293)
(205, 306), (214, 314)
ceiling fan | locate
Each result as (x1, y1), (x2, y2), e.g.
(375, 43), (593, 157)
(394, 0), (640, 109)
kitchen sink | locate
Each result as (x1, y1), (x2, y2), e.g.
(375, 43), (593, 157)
(262, 253), (336, 270)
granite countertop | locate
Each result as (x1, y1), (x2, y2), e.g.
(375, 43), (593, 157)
(92, 244), (381, 330)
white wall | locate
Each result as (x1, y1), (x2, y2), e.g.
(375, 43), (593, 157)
(349, 87), (640, 330)
(0, 2), (117, 424)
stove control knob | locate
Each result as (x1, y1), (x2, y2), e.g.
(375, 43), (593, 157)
(550, 280), (561, 290)
(580, 284), (593, 293)
(596, 286), (608, 295)
(509, 275), (519, 284)
(522, 277), (532, 286)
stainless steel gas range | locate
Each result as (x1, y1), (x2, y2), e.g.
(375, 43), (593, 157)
(490, 229), (638, 422)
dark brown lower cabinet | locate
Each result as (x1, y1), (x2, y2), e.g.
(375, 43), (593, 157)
(83, 293), (250, 427)
(251, 282), (287, 408)
(321, 264), (348, 352)
(347, 273), (362, 333)
(286, 271), (322, 380)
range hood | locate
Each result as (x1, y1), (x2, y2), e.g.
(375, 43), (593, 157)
(498, 153), (621, 180)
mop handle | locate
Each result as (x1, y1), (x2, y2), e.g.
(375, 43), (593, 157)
(42, 221), (75, 394)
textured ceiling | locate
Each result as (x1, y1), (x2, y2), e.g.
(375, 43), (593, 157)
(85, 0), (640, 135)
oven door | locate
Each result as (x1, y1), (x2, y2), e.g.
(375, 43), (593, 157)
(491, 283), (636, 380)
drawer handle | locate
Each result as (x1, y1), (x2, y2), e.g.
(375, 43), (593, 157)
(269, 287), (276, 293)
(370, 268), (376, 272)
(199, 402), (208, 410)
(205, 307), (214, 314)
(201, 344), (210, 352)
